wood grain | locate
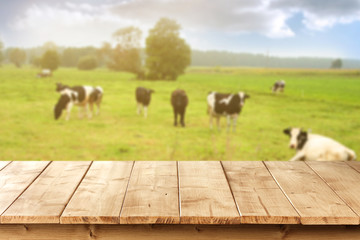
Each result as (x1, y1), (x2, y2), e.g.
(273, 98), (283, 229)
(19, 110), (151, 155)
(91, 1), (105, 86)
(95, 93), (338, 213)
(347, 161), (360, 173)
(0, 161), (11, 171)
(178, 161), (240, 224)
(0, 161), (50, 218)
(61, 161), (134, 224)
(0, 224), (360, 240)
(1, 161), (91, 224)
(222, 161), (300, 224)
(265, 161), (359, 225)
(307, 161), (360, 219)
(120, 161), (179, 224)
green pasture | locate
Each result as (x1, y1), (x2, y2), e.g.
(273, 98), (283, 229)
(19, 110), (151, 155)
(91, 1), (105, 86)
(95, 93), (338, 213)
(0, 65), (359, 160)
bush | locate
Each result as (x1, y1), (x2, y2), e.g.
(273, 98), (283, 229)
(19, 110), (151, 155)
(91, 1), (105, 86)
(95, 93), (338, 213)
(77, 56), (98, 70)
(41, 50), (60, 71)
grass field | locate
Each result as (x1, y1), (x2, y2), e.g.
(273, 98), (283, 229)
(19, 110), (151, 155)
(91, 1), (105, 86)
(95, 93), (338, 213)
(0, 65), (359, 160)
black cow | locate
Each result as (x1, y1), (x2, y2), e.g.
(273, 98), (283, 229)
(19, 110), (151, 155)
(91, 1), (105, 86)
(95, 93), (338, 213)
(135, 87), (154, 118)
(171, 89), (188, 127)
(207, 91), (250, 132)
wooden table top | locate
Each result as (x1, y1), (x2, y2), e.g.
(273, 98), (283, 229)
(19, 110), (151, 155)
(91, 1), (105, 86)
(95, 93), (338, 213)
(0, 161), (359, 225)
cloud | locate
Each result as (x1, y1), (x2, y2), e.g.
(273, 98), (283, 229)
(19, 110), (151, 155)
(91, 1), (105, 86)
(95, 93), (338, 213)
(270, 0), (360, 30)
(5, 0), (360, 48)
(110, 0), (295, 38)
(9, 3), (136, 47)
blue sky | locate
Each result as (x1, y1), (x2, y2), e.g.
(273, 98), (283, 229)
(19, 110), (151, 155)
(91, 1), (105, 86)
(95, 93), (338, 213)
(1, 0), (360, 58)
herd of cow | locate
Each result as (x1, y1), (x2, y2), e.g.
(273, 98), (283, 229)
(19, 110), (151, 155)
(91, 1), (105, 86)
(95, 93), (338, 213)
(53, 80), (356, 162)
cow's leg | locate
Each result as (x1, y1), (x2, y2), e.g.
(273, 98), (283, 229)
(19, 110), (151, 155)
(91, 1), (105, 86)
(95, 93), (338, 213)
(232, 115), (238, 132)
(85, 103), (92, 119)
(209, 114), (213, 129)
(226, 115), (231, 132)
(180, 108), (186, 127)
(173, 109), (178, 126)
(89, 102), (94, 116)
(216, 117), (220, 131)
(78, 105), (83, 119)
(66, 103), (73, 121)
(96, 97), (102, 116)
(289, 151), (306, 161)
(144, 106), (148, 118)
(137, 103), (141, 115)
(96, 102), (101, 116)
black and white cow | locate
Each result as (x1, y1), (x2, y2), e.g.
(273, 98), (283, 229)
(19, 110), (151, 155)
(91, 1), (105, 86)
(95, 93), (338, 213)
(171, 89), (188, 127)
(54, 83), (103, 120)
(283, 127), (357, 161)
(135, 87), (154, 118)
(272, 80), (285, 93)
(207, 91), (250, 132)
(37, 69), (52, 78)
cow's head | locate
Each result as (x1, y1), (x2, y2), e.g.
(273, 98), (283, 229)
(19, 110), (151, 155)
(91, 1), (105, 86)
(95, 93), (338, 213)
(54, 94), (70, 120)
(238, 92), (250, 107)
(283, 127), (308, 150)
(56, 82), (69, 92)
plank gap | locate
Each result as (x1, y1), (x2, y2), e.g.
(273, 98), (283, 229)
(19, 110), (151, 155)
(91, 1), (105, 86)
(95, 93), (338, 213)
(0, 161), (52, 218)
(0, 161), (12, 171)
(177, 161), (181, 223)
(58, 161), (94, 222)
(220, 161), (242, 220)
(118, 161), (135, 219)
(262, 161), (301, 219)
(305, 162), (360, 219)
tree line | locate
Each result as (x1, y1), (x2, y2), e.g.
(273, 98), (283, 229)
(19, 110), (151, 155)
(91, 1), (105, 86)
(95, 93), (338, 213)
(0, 18), (191, 81)
(1, 17), (359, 78)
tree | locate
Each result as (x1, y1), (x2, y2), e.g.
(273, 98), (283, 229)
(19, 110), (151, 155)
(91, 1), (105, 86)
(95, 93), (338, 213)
(145, 18), (191, 80)
(30, 55), (42, 67)
(9, 48), (26, 68)
(0, 40), (3, 65)
(77, 55), (98, 70)
(331, 58), (342, 69)
(107, 27), (142, 75)
(41, 50), (60, 71)
(43, 41), (57, 51)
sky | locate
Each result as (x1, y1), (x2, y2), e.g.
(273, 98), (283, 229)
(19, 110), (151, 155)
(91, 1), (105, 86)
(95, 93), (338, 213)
(0, 0), (360, 58)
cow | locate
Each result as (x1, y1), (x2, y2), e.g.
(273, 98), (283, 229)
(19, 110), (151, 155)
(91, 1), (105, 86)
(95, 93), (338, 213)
(283, 127), (357, 161)
(54, 84), (103, 121)
(207, 91), (250, 132)
(272, 80), (285, 93)
(37, 69), (52, 78)
(171, 89), (188, 127)
(135, 87), (154, 118)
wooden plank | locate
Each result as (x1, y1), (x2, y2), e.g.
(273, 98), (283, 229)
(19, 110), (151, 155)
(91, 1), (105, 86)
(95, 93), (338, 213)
(0, 161), (11, 171)
(347, 161), (360, 173)
(222, 161), (300, 224)
(120, 161), (179, 224)
(61, 161), (133, 224)
(0, 224), (360, 240)
(1, 161), (91, 224)
(0, 161), (50, 218)
(178, 161), (240, 224)
(307, 161), (360, 219)
(265, 161), (359, 225)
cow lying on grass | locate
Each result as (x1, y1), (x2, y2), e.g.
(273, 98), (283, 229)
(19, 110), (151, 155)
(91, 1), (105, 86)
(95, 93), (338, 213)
(207, 91), (250, 132)
(171, 89), (188, 127)
(283, 127), (357, 161)
(136, 87), (154, 118)
(272, 80), (285, 93)
(54, 83), (103, 121)
(37, 69), (52, 78)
